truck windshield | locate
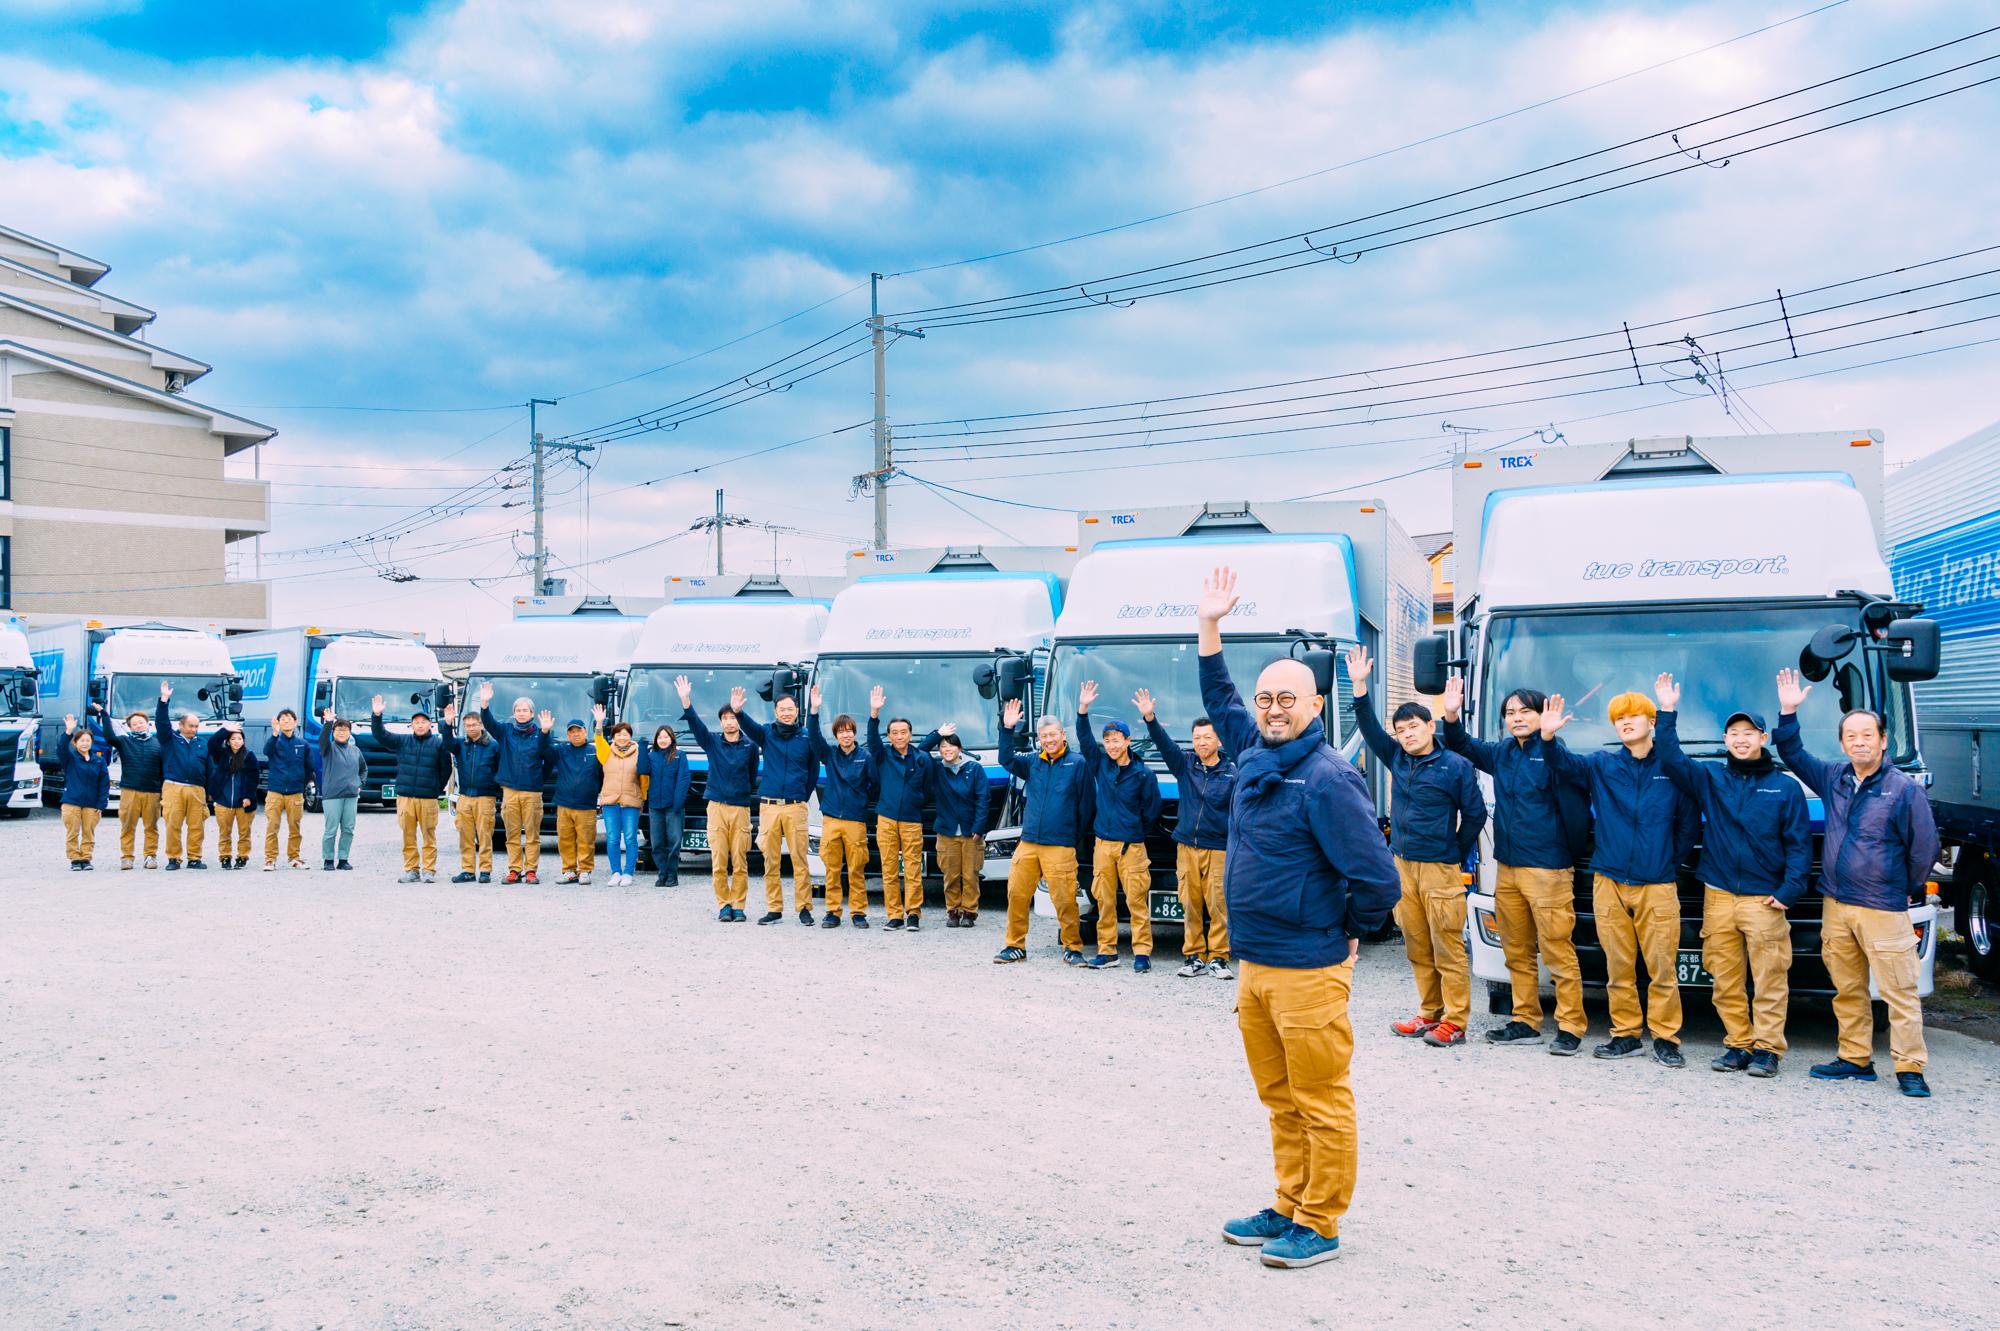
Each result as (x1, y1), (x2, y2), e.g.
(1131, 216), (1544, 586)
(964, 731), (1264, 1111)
(1046, 637), (1298, 761)
(815, 655), (998, 749)
(623, 666), (773, 742)
(123, 675), (228, 721)
(1, 669), (33, 718)
(1479, 605), (1915, 761)
(470, 675), (599, 733)
(335, 677), (435, 725)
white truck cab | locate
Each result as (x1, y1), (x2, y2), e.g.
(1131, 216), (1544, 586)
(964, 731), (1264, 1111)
(0, 616), (41, 814)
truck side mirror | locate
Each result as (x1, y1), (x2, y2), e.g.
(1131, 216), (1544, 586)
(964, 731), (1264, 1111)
(1298, 648), (1336, 698)
(434, 682), (456, 714)
(972, 663), (997, 700)
(590, 675), (615, 705)
(768, 666), (805, 703)
(1882, 618), (1941, 682)
(88, 678), (108, 706)
(229, 700), (244, 719)
(1413, 635), (1452, 696)
(996, 656), (1032, 703)
(1800, 624), (1860, 682)
(313, 680), (333, 713)
(228, 680), (245, 703)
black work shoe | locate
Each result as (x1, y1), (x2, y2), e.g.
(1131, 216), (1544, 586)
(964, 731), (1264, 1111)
(166, 859), (182, 871)
(1747, 1050), (1780, 1078)
(323, 859), (335, 871)
(886, 917), (905, 931)
(337, 860), (352, 871)
(187, 859), (208, 870)
(821, 913), (843, 929)
(452, 872), (476, 883)
(1897, 1070), (1931, 1098)
(1653, 1038), (1686, 1068)
(478, 872), (491, 883)
(1549, 1031), (1583, 1057)
(1485, 1021), (1543, 1046)
(757, 911), (783, 926)
(798, 908), (814, 926)
(1711, 1047), (1753, 1073)
(852, 914), (870, 929)
(907, 912), (921, 931)
(1594, 1035), (1646, 1060)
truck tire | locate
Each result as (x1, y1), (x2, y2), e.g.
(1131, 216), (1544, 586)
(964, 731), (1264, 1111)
(1957, 861), (2000, 984)
(1486, 982), (1511, 1015)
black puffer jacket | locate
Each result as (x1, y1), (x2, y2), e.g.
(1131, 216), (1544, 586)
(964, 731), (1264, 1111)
(370, 713), (452, 800)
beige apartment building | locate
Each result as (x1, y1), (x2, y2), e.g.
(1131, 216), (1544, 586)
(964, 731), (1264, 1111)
(0, 221), (273, 627)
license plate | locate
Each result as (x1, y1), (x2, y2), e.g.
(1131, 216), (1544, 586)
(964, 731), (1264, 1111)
(1150, 890), (1184, 922)
(382, 784), (395, 801)
(682, 829), (709, 851)
(1676, 949), (1713, 986)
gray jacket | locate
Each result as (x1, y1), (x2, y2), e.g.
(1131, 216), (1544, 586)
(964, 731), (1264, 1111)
(319, 730), (368, 800)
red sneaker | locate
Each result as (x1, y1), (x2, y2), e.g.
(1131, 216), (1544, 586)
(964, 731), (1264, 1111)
(504, 870), (521, 884)
(1423, 1022), (1467, 1047)
(524, 871), (540, 885)
(1392, 1013), (1442, 1038)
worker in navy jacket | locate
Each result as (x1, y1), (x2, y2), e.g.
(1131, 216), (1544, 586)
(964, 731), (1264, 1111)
(103, 703), (164, 870)
(1199, 569), (1397, 1270)
(260, 710), (321, 872)
(206, 725), (261, 870)
(993, 697), (1091, 966)
(1347, 646), (1487, 1048)
(550, 712), (605, 885)
(678, 676), (760, 921)
(867, 688), (937, 928)
(58, 710), (112, 869)
(1075, 682), (1164, 971)
(1775, 668), (1942, 1097)
(1652, 675), (1809, 1078)
(928, 727), (991, 928)
(440, 701), (503, 883)
(738, 689), (819, 926)
(808, 692), (877, 927)
(478, 682), (559, 885)
(373, 702), (451, 884)
(157, 688), (213, 870)
(1541, 687), (1698, 1066)
(639, 726), (692, 888)
(1440, 681), (1589, 1051)
(1142, 697), (1237, 976)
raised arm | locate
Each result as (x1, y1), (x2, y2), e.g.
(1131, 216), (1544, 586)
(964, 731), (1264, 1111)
(1536, 695), (1587, 784)
(866, 712), (887, 765)
(1143, 712), (1191, 783)
(1770, 669), (1834, 797)
(682, 706), (717, 756)
(736, 710), (769, 745)
(1193, 567), (1260, 755)
(1436, 675), (1498, 774)
(369, 703), (394, 751)
(1652, 705), (1705, 803)
(155, 696), (173, 749)
(1344, 646), (1397, 769)
(997, 698), (1030, 779)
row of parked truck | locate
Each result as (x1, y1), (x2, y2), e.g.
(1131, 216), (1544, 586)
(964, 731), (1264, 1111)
(7, 427), (1997, 997)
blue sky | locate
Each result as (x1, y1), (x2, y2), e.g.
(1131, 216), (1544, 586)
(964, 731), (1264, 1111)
(2, 0), (1995, 637)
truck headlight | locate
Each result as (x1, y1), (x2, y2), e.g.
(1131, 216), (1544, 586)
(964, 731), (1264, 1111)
(1474, 908), (1501, 946)
(987, 836), (1018, 858)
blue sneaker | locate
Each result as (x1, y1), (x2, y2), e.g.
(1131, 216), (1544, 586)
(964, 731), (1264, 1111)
(993, 947), (1027, 964)
(1085, 953), (1121, 970)
(1062, 949), (1085, 966)
(1133, 955), (1152, 974)
(1897, 1071), (1931, 1098)
(1809, 1058), (1878, 1082)
(1260, 1223), (1342, 1268)
(718, 906), (731, 922)
(1220, 1207), (1291, 1246)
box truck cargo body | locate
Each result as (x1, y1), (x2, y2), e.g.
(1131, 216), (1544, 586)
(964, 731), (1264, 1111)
(1440, 432), (1940, 1007)
(0, 616), (41, 814)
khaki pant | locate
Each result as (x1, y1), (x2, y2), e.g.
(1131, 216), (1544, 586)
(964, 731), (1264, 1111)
(758, 801), (813, 911)
(1594, 875), (1683, 1041)
(1494, 863), (1586, 1035)
(163, 781), (206, 862)
(938, 834), (984, 915)
(1237, 959), (1358, 1240)
(62, 804), (102, 862)
(264, 791), (305, 866)
(821, 816), (870, 915)
(214, 803), (255, 860)
(708, 802), (751, 907)
(556, 806), (597, 876)
(1397, 858), (1470, 1028)
(1177, 845), (1229, 961)
(1823, 897), (1927, 1073)
(398, 796), (440, 873)
(457, 795), (497, 873)
(877, 817), (925, 920)
(119, 789), (161, 861)
(500, 787), (543, 875)
(1092, 839), (1154, 957)
(1702, 886), (1792, 1054)
(1003, 842), (1082, 952)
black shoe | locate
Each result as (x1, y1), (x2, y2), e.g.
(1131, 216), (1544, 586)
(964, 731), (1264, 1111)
(665, 872), (679, 885)
(821, 913), (843, 928)
(1897, 1070), (1931, 1098)
(757, 911), (783, 926)
(1549, 1031), (1583, 1057)
(798, 908), (814, 926)
(718, 907), (731, 922)
(69, 861), (84, 871)
(946, 909), (962, 928)
(1484, 1021), (1543, 1046)
(654, 874), (669, 887)
(886, 917), (905, 931)
(166, 859), (182, 871)
(478, 872), (491, 884)
(852, 914), (870, 929)
(1594, 1035), (1646, 1060)
(81, 861), (95, 871)
(336, 860), (353, 871)
(1711, 1047), (1753, 1073)
(907, 912), (921, 931)
(323, 859), (335, 871)
(1653, 1038), (1685, 1068)
(187, 859), (207, 870)
(1747, 1050), (1780, 1078)
(452, 872), (476, 884)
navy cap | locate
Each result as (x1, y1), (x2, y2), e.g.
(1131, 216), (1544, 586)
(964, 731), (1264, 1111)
(1724, 710), (1768, 733)
(410, 710), (431, 722)
(566, 717), (587, 731)
(1100, 718), (1131, 738)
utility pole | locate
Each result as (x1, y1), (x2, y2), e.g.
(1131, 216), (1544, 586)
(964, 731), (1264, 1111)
(862, 272), (924, 550)
(714, 488), (725, 574)
(527, 397), (591, 596)
(690, 490), (750, 577)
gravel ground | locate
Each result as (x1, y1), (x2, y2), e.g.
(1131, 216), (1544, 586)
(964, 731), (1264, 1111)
(4, 808), (1997, 1331)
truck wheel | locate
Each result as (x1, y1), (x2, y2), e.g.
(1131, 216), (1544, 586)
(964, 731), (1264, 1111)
(1958, 865), (2000, 984)
(1486, 982), (1511, 1016)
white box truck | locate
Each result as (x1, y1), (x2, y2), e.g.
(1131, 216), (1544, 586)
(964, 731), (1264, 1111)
(227, 627), (451, 808)
(1887, 420), (2000, 980)
(1046, 500), (1431, 925)
(29, 619), (242, 803)
(0, 614), (42, 815)
(1428, 431), (1944, 1010)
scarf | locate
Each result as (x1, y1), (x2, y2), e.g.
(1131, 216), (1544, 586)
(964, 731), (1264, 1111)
(1236, 718), (1327, 800)
(1726, 751), (1776, 777)
(771, 719), (800, 741)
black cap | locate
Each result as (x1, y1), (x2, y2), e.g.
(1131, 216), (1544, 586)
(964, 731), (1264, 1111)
(1723, 710), (1768, 733)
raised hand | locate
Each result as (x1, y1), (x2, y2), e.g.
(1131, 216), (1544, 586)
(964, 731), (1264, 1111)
(592, 702), (607, 725)
(1196, 566), (1240, 624)
(729, 686), (747, 712)
(937, 721), (957, 737)
(1775, 668), (1811, 715)
(1344, 645), (1373, 698)
(1078, 679), (1099, 712)
(1133, 688), (1155, 721)
(372, 695), (385, 715)
(538, 709), (555, 732)
(1654, 672), (1681, 712)
(1440, 676), (1465, 722)
(673, 675), (693, 707)
(442, 702), (458, 725)
(1002, 698), (1024, 729)
(64, 713), (77, 733)
(1539, 693), (1573, 740)
(869, 685), (886, 715)
(809, 683), (822, 712)
(478, 681), (494, 705)
(159, 681), (173, 701)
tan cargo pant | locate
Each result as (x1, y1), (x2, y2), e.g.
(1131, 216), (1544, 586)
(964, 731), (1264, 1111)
(1397, 857), (1470, 1028)
(1177, 845), (1228, 961)
(264, 791), (305, 866)
(119, 789), (160, 861)
(1494, 863), (1586, 1035)
(1594, 875), (1683, 1041)
(500, 787), (543, 875)
(163, 781), (206, 862)
(877, 816), (925, 920)
(214, 803), (254, 861)
(1823, 897), (1927, 1072)
(556, 806), (596, 876)
(1091, 839), (1154, 957)
(397, 796), (440, 873)
(1003, 842), (1081, 952)
(758, 800), (813, 912)
(938, 834), (984, 915)
(1237, 958), (1358, 1240)
(457, 795), (496, 874)
(1702, 886), (1792, 1054)
(708, 802), (750, 907)
(820, 816), (870, 915)
(62, 804), (102, 863)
